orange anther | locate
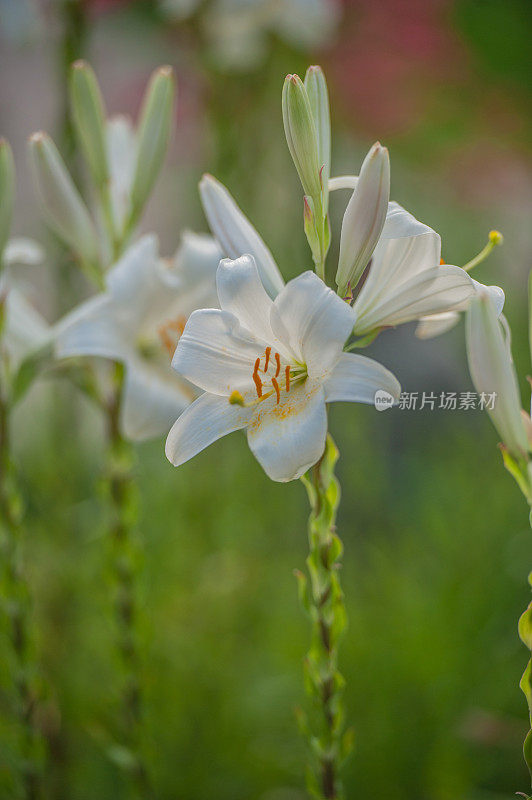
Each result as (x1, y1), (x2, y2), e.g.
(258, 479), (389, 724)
(285, 366), (290, 392)
(271, 376), (281, 404)
(264, 346), (271, 372)
(253, 357), (263, 398)
(274, 352), (281, 378)
(440, 257), (445, 265)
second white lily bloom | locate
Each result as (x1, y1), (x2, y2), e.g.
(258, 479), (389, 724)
(56, 233), (221, 440)
(166, 255), (400, 482)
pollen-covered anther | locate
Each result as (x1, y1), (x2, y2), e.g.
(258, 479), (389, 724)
(263, 346), (271, 372)
(271, 376), (281, 404)
(285, 365), (290, 392)
(274, 352), (281, 378)
(252, 357), (263, 398)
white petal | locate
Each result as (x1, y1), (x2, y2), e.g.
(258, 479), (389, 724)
(415, 311), (461, 340)
(354, 265), (475, 333)
(4, 288), (50, 367)
(380, 201), (436, 241)
(336, 143), (390, 294)
(216, 255), (277, 346)
(324, 352), (400, 404)
(121, 357), (194, 441)
(199, 174), (284, 298)
(173, 230), (222, 287)
(356, 231), (440, 314)
(165, 391), (252, 466)
(55, 295), (130, 362)
(3, 238), (44, 266)
(471, 279), (505, 316)
(330, 178), (435, 241)
(247, 378), (327, 482)
(271, 271), (355, 376)
(172, 308), (265, 395)
(106, 234), (160, 314)
(466, 293), (528, 456)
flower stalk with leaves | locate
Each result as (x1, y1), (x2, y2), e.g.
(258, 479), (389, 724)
(466, 288), (532, 796)
(0, 139), (51, 800)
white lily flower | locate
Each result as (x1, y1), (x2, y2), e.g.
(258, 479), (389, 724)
(199, 173), (284, 298)
(466, 291), (529, 459)
(165, 254), (400, 482)
(55, 233), (222, 441)
(1, 238), (50, 370)
(330, 173), (504, 337)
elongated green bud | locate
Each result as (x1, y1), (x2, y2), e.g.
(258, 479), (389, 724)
(0, 139), (15, 266)
(28, 132), (99, 268)
(304, 65), (330, 211)
(69, 60), (109, 189)
(128, 65), (175, 231)
(282, 74), (322, 203)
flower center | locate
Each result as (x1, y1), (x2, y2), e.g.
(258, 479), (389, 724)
(230, 347), (307, 408)
(157, 315), (188, 357)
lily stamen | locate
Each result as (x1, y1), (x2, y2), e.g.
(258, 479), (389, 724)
(271, 376), (281, 404)
(264, 346), (271, 372)
(252, 357), (263, 397)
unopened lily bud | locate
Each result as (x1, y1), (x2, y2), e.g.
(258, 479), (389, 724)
(466, 292), (529, 460)
(304, 65), (330, 210)
(28, 132), (99, 268)
(336, 142), (390, 297)
(303, 195), (321, 266)
(69, 60), (109, 189)
(0, 139), (15, 266)
(129, 65), (175, 230)
(282, 74), (322, 203)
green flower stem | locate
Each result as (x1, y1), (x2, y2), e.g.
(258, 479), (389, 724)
(104, 363), (149, 797)
(299, 435), (352, 800)
(519, 510), (532, 797)
(0, 388), (42, 799)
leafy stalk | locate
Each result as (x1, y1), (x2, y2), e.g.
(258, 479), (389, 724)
(298, 435), (353, 799)
(104, 363), (149, 797)
(0, 335), (43, 799)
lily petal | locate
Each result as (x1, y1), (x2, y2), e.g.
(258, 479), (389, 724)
(415, 311), (461, 340)
(172, 308), (265, 395)
(122, 356), (193, 441)
(165, 391), (252, 466)
(271, 271), (356, 376)
(216, 255), (278, 348)
(199, 174), (284, 298)
(4, 287), (50, 368)
(467, 292), (528, 457)
(106, 234), (160, 312)
(354, 265), (475, 334)
(247, 378), (327, 482)
(324, 352), (400, 404)
(174, 230), (222, 288)
(55, 295), (130, 362)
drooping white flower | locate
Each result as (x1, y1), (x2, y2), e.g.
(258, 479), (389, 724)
(1, 238), (50, 371)
(466, 291), (529, 460)
(330, 169), (504, 337)
(55, 233), (222, 441)
(165, 254), (400, 482)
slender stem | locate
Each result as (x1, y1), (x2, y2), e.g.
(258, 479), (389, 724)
(104, 363), (149, 797)
(299, 435), (351, 800)
(519, 513), (532, 797)
(0, 387), (42, 799)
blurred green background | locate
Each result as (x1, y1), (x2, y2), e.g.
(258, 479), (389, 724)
(1, 0), (532, 797)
